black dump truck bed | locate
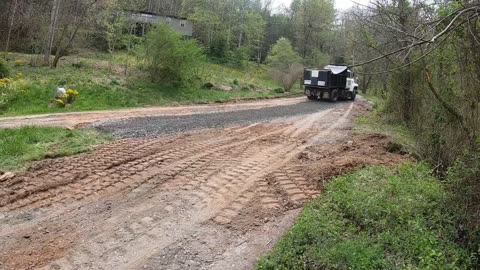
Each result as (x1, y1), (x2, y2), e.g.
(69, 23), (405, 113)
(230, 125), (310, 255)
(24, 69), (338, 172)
(303, 67), (348, 89)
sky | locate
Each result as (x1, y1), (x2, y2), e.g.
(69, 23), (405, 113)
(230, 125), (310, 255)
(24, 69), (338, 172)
(272, 0), (371, 11)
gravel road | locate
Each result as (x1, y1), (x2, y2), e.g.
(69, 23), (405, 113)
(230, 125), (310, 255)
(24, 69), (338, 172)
(0, 96), (305, 129)
(95, 100), (341, 138)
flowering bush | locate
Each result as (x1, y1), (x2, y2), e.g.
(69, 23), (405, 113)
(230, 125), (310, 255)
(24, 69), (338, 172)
(0, 73), (23, 107)
(13, 58), (27, 66)
(53, 88), (79, 107)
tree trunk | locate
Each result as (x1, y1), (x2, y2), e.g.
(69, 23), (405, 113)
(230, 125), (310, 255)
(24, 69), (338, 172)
(238, 31), (243, 49)
(5, 0), (18, 52)
(44, 0), (61, 66)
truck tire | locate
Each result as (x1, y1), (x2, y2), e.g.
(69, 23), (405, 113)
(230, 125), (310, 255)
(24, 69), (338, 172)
(329, 89), (338, 102)
(307, 95), (317, 100)
(350, 88), (357, 101)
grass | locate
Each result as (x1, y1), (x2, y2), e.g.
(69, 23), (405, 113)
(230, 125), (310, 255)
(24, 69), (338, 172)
(256, 164), (474, 270)
(355, 95), (417, 156)
(0, 53), (298, 116)
(0, 126), (112, 171)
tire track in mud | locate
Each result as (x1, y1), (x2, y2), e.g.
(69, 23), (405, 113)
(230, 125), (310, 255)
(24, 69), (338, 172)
(0, 102), (357, 270)
(124, 103), (355, 269)
(0, 124), (291, 212)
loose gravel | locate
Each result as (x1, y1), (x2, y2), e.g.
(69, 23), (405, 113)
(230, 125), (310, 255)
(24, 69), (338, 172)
(94, 100), (343, 138)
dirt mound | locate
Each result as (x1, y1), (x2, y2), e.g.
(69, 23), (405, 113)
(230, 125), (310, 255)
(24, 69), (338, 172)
(298, 134), (410, 189)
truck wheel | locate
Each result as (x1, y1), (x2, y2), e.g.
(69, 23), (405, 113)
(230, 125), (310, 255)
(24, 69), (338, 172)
(350, 88), (357, 101)
(307, 95), (317, 100)
(329, 89), (338, 102)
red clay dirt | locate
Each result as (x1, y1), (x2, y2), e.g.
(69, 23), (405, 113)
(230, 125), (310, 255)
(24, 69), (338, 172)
(0, 100), (408, 270)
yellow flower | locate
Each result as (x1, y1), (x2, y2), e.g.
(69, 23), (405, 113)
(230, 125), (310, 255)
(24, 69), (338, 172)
(15, 72), (23, 79)
(66, 89), (79, 96)
(0, 78), (12, 85)
(14, 58), (27, 66)
(56, 99), (65, 105)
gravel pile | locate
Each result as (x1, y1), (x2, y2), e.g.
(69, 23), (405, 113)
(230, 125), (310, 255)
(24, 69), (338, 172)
(94, 100), (340, 138)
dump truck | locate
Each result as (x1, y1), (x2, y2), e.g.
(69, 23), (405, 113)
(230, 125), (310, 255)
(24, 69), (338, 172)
(303, 65), (358, 102)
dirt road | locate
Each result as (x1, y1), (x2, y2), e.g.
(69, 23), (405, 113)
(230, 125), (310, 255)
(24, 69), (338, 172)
(0, 98), (405, 270)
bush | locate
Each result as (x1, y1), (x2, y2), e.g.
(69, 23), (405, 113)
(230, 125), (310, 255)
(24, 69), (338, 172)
(0, 59), (10, 79)
(143, 23), (206, 85)
(266, 38), (303, 92)
(0, 73), (22, 108)
(446, 145), (480, 256)
(257, 164), (473, 269)
(14, 58), (27, 66)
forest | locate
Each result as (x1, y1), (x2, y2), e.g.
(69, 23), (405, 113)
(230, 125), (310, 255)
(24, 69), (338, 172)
(1, 0), (480, 267)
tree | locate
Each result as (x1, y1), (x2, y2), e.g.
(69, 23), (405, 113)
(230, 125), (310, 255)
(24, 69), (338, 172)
(4, 0), (18, 52)
(290, 0), (335, 61)
(142, 23), (206, 85)
(266, 37), (303, 91)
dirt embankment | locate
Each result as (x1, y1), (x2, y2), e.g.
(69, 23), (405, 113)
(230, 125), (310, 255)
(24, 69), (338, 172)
(0, 100), (408, 270)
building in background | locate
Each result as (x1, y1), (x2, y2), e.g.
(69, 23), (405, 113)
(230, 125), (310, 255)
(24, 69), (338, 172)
(129, 12), (193, 37)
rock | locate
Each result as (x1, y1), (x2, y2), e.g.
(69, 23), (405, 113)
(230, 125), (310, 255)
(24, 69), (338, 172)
(213, 84), (233, 91)
(56, 87), (66, 98)
(0, 172), (15, 182)
(346, 140), (354, 147)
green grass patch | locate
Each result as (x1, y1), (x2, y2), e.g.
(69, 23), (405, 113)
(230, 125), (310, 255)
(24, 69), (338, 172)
(257, 164), (474, 270)
(0, 126), (112, 171)
(0, 53), (296, 116)
(355, 96), (416, 156)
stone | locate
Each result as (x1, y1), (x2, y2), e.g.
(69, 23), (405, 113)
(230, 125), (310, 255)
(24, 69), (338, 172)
(0, 172), (15, 182)
(213, 84), (233, 91)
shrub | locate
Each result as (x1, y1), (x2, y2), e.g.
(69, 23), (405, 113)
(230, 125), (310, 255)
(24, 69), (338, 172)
(0, 73), (22, 108)
(446, 145), (480, 256)
(257, 164), (473, 269)
(143, 23), (206, 85)
(0, 59), (10, 79)
(266, 38), (303, 92)
(14, 58), (27, 66)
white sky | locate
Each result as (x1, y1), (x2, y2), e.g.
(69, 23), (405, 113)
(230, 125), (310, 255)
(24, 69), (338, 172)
(272, 0), (371, 11)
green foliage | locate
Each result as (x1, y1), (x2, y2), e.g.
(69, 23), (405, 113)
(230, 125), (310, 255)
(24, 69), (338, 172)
(0, 73), (23, 109)
(143, 23), (206, 85)
(304, 49), (330, 67)
(187, 0), (267, 63)
(0, 127), (112, 170)
(266, 38), (303, 92)
(0, 59), (11, 79)
(266, 38), (302, 71)
(0, 57), (288, 116)
(257, 164), (473, 269)
(445, 145), (480, 258)
(290, 0), (335, 60)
